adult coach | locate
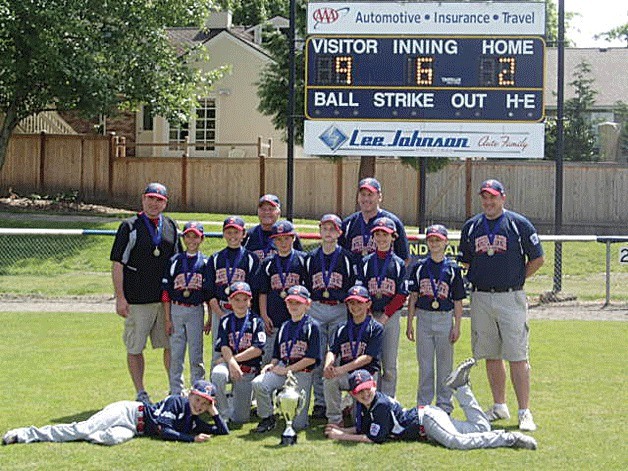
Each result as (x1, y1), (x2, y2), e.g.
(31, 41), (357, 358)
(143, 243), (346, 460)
(339, 178), (409, 263)
(458, 179), (544, 432)
(111, 183), (182, 404)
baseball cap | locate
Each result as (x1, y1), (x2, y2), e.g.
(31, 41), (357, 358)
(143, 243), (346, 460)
(228, 281), (252, 298)
(182, 221), (204, 237)
(479, 179), (505, 196)
(144, 182), (168, 201)
(348, 369), (377, 395)
(319, 213), (343, 233)
(223, 216), (245, 231)
(190, 380), (216, 402)
(426, 224), (448, 241)
(370, 217), (396, 235)
(285, 285), (311, 304)
(359, 177), (381, 193)
(345, 285), (371, 303)
(258, 194), (281, 208)
(270, 220), (296, 238)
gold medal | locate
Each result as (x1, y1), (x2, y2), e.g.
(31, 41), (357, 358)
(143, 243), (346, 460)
(183, 289), (191, 298)
(431, 299), (440, 309)
(361, 249), (368, 257)
(153, 247), (160, 257)
(375, 292), (383, 299)
(322, 290), (330, 298)
(280, 290), (287, 298)
(224, 286), (230, 295)
(487, 247), (495, 256)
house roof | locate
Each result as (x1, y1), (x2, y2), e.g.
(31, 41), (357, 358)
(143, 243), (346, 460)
(545, 47), (628, 110)
(167, 26), (272, 60)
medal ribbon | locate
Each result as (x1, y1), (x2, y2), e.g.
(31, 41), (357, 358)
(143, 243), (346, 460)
(230, 310), (250, 353)
(274, 250), (296, 291)
(140, 212), (163, 249)
(426, 257), (448, 301)
(181, 252), (201, 290)
(319, 246), (341, 291)
(481, 213), (505, 250)
(348, 316), (370, 359)
(359, 214), (371, 254)
(373, 250), (393, 293)
(285, 315), (308, 362)
(257, 226), (274, 257)
(225, 247), (245, 286)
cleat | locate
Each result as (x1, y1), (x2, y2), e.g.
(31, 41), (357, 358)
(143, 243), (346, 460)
(2, 432), (18, 445)
(255, 415), (276, 433)
(311, 405), (326, 420)
(485, 404), (511, 421)
(445, 358), (476, 390)
(136, 390), (152, 405)
(511, 432), (537, 450)
(518, 410), (537, 431)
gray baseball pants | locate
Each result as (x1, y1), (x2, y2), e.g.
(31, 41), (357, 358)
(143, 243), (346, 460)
(373, 310), (401, 398)
(169, 303), (206, 395)
(210, 363), (255, 423)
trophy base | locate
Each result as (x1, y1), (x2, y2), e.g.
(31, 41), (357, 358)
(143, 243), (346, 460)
(280, 434), (297, 446)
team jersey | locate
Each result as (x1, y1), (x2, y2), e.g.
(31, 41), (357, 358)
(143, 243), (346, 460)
(162, 251), (209, 306)
(110, 213), (181, 304)
(205, 247), (259, 302)
(330, 316), (383, 374)
(358, 250), (408, 312)
(339, 210), (409, 262)
(458, 210), (544, 290)
(408, 257), (466, 311)
(355, 391), (423, 444)
(254, 250), (308, 325)
(141, 395), (229, 442)
(305, 246), (357, 302)
(272, 315), (322, 369)
(215, 310), (266, 372)
(243, 224), (304, 261)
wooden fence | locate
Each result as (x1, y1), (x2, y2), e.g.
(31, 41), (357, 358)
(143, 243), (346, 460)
(1, 133), (626, 234)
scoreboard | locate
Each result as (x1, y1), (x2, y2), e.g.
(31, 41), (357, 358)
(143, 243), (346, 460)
(305, 35), (545, 121)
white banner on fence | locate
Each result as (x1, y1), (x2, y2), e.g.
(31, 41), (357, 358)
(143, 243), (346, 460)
(307, 2), (546, 35)
(304, 121), (545, 158)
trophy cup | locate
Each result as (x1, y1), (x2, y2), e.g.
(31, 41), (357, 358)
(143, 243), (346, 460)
(273, 371), (306, 446)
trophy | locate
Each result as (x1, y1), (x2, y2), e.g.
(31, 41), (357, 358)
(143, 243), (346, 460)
(273, 371), (306, 446)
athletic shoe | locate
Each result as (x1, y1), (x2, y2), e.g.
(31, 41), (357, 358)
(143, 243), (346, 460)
(136, 390), (152, 404)
(511, 432), (538, 450)
(445, 358), (476, 390)
(255, 416), (276, 433)
(484, 404), (511, 421)
(2, 432), (18, 445)
(518, 409), (537, 431)
(311, 405), (326, 419)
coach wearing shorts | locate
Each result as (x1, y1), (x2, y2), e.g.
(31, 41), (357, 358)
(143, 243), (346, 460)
(458, 179), (544, 432)
(110, 183), (182, 404)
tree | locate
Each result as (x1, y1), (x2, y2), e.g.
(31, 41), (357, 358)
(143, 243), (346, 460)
(217, 0), (288, 27)
(0, 0), (225, 171)
(595, 23), (628, 47)
(545, 61), (597, 161)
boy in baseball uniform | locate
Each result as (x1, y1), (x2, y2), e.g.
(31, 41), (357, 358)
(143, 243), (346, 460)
(2, 380), (228, 446)
(406, 224), (466, 413)
(211, 282), (266, 424)
(252, 285), (321, 433)
(162, 221), (211, 396)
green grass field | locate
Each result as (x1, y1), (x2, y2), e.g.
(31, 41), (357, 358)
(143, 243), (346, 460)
(1, 312), (626, 470)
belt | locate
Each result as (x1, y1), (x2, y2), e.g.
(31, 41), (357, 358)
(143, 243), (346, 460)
(136, 404), (145, 435)
(172, 301), (196, 307)
(317, 300), (340, 306)
(472, 286), (523, 293)
(239, 365), (258, 374)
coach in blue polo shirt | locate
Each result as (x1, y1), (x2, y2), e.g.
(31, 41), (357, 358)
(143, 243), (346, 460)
(458, 179), (544, 433)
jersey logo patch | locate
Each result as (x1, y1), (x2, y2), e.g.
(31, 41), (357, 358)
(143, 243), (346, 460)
(369, 423), (380, 436)
(530, 233), (540, 245)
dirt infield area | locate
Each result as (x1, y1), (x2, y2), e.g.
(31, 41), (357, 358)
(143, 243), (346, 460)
(0, 294), (625, 321)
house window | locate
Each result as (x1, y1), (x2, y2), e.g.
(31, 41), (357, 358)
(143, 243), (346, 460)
(195, 98), (216, 151)
(169, 121), (189, 151)
(142, 105), (153, 131)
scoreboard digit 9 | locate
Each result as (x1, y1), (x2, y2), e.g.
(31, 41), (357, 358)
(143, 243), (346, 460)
(305, 35), (545, 121)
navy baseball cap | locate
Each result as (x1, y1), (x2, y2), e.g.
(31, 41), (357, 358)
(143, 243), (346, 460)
(479, 179), (506, 196)
(228, 281), (252, 298)
(348, 370), (377, 395)
(182, 221), (204, 237)
(259, 194), (281, 208)
(223, 216), (245, 231)
(370, 217), (396, 235)
(319, 213), (343, 233)
(285, 285), (311, 304)
(144, 182), (168, 200)
(345, 285), (371, 303)
(270, 220), (296, 238)
(190, 380), (216, 402)
(359, 177), (381, 193)
(426, 224), (448, 241)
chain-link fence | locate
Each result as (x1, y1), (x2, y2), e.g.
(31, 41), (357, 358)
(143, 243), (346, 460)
(0, 229), (626, 303)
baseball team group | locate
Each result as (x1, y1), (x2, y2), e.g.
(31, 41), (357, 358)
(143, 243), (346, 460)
(3, 176), (544, 451)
